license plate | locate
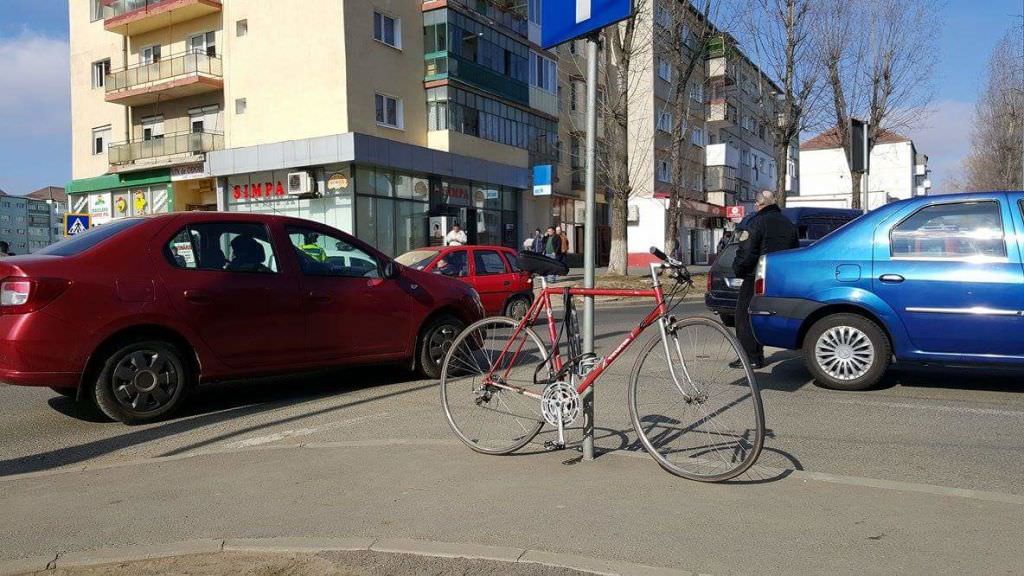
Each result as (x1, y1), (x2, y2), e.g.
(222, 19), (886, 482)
(724, 278), (744, 289)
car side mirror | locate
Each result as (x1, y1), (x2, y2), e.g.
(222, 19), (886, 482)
(383, 261), (401, 280)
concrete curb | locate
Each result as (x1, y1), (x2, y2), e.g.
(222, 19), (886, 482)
(0, 537), (696, 576)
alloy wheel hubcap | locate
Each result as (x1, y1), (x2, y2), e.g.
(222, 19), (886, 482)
(429, 326), (459, 365)
(815, 326), (875, 381)
(111, 350), (178, 413)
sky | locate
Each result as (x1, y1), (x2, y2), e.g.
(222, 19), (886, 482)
(0, 0), (1020, 195)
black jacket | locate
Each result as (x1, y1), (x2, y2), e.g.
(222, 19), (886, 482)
(733, 204), (799, 278)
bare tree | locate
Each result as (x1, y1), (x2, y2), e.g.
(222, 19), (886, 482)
(746, 0), (824, 206)
(663, 0), (720, 258)
(958, 29), (1024, 191)
(818, 0), (939, 209)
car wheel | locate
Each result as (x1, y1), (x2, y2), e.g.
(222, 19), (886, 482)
(93, 340), (191, 424)
(504, 295), (531, 321)
(719, 313), (735, 328)
(49, 387), (77, 398)
(804, 314), (890, 391)
(419, 315), (465, 379)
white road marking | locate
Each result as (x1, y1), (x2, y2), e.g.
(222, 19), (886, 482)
(829, 398), (1024, 417)
(226, 413), (389, 449)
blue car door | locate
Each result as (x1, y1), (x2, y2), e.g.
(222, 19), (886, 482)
(872, 194), (1024, 357)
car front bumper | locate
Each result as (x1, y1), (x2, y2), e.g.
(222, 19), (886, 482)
(749, 296), (823, 350)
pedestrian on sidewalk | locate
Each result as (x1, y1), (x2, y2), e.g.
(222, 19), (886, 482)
(0, 241), (13, 257)
(543, 226), (562, 283)
(555, 225), (569, 266)
(731, 190), (798, 369)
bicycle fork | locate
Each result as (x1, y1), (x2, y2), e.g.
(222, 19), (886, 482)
(657, 312), (704, 402)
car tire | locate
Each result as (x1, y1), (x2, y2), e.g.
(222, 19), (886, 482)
(49, 387), (77, 398)
(719, 313), (736, 328)
(503, 295), (532, 321)
(418, 315), (465, 379)
(93, 340), (191, 424)
(804, 314), (890, 391)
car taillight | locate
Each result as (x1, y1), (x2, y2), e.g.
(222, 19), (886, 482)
(754, 256), (767, 295)
(0, 278), (71, 315)
(706, 272), (713, 292)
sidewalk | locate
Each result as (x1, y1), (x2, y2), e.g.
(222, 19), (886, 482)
(1, 439), (1020, 575)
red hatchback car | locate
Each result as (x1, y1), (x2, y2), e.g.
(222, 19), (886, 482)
(395, 245), (534, 319)
(0, 213), (484, 423)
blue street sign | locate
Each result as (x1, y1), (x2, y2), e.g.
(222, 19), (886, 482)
(64, 213), (91, 237)
(541, 0), (633, 50)
(532, 165), (553, 196)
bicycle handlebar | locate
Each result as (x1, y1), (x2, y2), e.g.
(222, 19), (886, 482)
(649, 246), (686, 268)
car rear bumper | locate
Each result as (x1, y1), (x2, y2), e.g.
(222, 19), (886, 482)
(704, 291), (738, 315)
(749, 296), (822, 350)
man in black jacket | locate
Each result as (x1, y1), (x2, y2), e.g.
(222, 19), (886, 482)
(731, 190), (799, 368)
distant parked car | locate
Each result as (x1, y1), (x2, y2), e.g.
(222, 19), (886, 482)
(395, 245), (534, 319)
(750, 192), (1024, 390)
(0, 213), (484, 423)
(706, 207), (862, 326)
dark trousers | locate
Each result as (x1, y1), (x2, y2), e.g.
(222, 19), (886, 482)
(735, 278), (763, 362)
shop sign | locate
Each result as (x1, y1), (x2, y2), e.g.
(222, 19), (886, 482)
(114, 192), (131, 218)
(170, 163), (208, 181)
(88, 192), (112, 225)
(725, 205), (745, 222)
(232, 181), (287, 200)
(532, 165), (552, 196)
(445, 184), (471, 206)
(326, 171), (350, 192)
(429, 216), (449, 246)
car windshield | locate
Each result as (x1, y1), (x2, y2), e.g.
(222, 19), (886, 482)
(35, 218), (145, 257)
(395, 250), (438, 270)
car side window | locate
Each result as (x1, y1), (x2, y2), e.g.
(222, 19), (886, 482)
(474, 250), (508, 276)
(287, 226), (380, 278)
(504, 252), (520, 272)
(165, 222), (278, 273)
(890, 201), (1006, 260)
(434, 250), (469, 277)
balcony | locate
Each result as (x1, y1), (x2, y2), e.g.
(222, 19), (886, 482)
(104, 0), (223, 36)
(106, 52), (223, 106)
(707, 99), (737, 124)
(109, 130), (224, 169)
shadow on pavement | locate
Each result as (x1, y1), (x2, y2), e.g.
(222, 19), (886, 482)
(1, 367), (432, 478)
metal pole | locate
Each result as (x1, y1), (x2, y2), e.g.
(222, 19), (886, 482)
(581, 34), (599, 462)
(862, 171), (869, 214)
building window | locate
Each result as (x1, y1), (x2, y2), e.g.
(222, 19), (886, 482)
(373, 11), (401, 49)
(91, 59), (110, 89)
(235, 98), (247, 115)
(657, 57), (672, 82)
(189, 31), (216, 57)
(236, 19), (248, 37)
(656, 109), (673, 133)
(569, 81), (578, 111)
(89, 0), (104, 22)
(691, 128), (704, 147)
(530, 52), (557, 94)
(528, 0), (541, 24)
(140, 44), (162, 65)
(189, 105), (220, 133)
(657, 159), (672, 183)
(375, 93), (403, 129)
(655, 5), (672, 28)
(92, 125), (111, 155)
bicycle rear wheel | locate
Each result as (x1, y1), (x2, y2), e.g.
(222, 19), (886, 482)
(628, 317), (764, 481)
(441, 317), (548, 455)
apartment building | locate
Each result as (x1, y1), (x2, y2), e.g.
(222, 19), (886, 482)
(0, 187), (66, 255)
(69, 0), (564, 256)
(792, 128), (930, 210)
(625, 7), (794, 266)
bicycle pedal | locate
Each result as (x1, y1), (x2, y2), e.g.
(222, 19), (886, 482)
(543, 440), (566, 451)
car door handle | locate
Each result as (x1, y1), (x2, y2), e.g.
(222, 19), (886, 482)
(183, 290), (212, 304)
(503, 281), (511, 286)
(879, 274), (905, 284)
(306, 292), (333, 304)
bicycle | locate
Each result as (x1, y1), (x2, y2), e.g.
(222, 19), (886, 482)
(440, 247), (765, 482)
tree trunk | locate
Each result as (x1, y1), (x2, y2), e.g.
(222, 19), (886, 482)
(850, 171), (863, 210)
(607, 191), (629, 275)
(774, 141), (789, 207)
(665, 201), (680, 259)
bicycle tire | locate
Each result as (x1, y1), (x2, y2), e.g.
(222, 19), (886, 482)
(441, 317), (548, 455)
(628, 316), (765, 482)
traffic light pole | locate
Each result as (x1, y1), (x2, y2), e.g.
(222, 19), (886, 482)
(581, 33), (599, 462)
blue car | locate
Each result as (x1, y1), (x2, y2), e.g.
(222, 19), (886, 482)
(750, 192), (1024, 390)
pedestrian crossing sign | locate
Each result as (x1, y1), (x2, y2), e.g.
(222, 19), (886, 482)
(64, 214), (91, 237)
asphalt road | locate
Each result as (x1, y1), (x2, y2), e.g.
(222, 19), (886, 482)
(2, 300), (1023, 495)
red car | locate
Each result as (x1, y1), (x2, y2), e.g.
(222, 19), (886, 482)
(395, 245), (533, 319)
(0, 213), (484, 423)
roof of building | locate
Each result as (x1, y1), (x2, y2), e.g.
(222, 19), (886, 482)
(24, 186), (67, 203)
(0, 187), (8, 197)
(800, 128), (911, 151)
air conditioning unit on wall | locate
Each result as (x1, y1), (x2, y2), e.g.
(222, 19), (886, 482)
(287, 171), (313, 195)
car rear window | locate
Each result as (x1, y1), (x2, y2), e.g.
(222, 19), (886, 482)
(711, 243), (739, 274)
(35, 218), (145, 256)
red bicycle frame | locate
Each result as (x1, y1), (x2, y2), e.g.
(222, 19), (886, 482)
(484, 278), (670, 399)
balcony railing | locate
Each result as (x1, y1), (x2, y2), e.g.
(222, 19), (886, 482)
(106, 52), (222, 96)
(105, 0), (174, 17)
(109, 130), (224, 166)
(104, 0), (222, 34)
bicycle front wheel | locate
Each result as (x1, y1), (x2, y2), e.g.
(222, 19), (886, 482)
(629, 317), (765, 481)
(441, 317), (548, 455)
